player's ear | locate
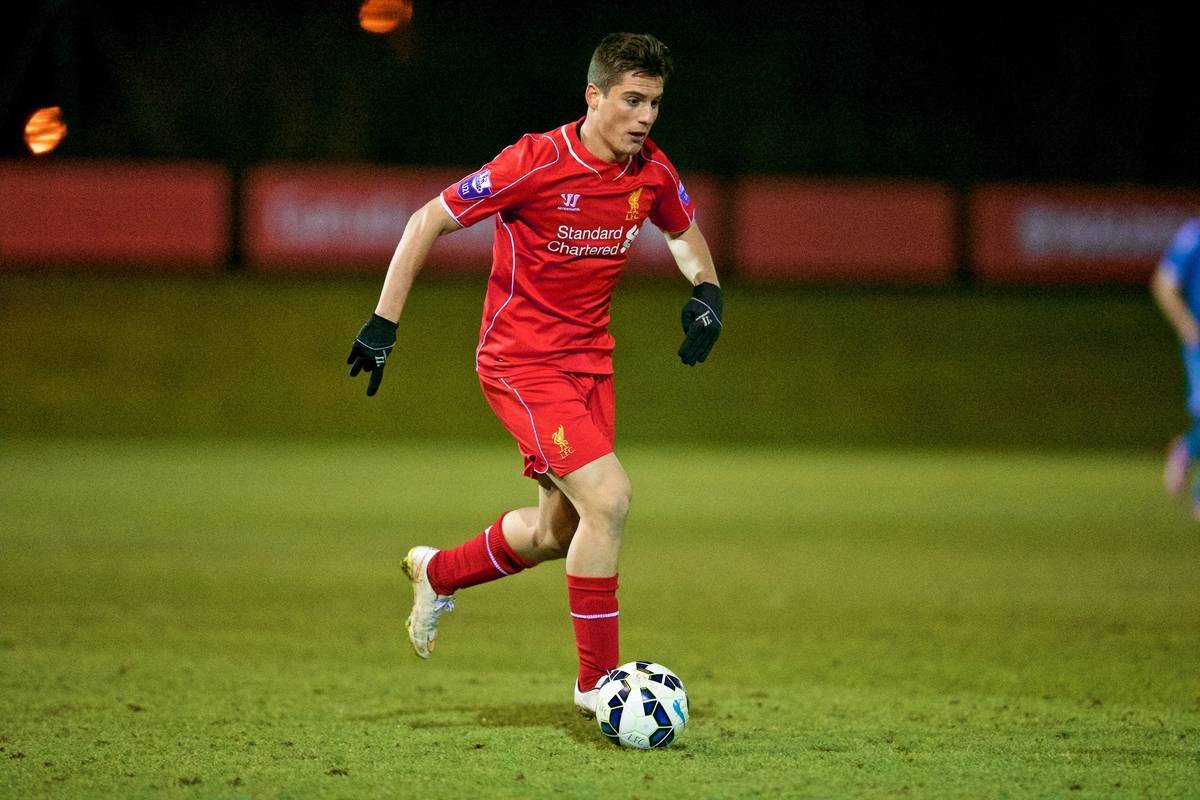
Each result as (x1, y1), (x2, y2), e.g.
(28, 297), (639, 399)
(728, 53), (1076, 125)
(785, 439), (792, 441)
(585, 83), (602, 111)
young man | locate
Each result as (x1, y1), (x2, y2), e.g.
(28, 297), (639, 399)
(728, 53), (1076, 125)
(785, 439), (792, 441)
(1151, 216), (1200, 517)
(346, 33), (723, 714)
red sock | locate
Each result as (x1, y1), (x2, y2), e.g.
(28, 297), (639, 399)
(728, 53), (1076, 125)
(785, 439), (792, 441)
(567, 574), (619, 690)
(426, 513), (531, 596)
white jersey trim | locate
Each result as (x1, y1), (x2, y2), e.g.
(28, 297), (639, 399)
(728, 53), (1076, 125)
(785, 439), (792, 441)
(560, 125), (603, 179)
(559, 125), (635, 182)
(499, 377), (550, 475)
(475, 218), (518, 371)
(438, 194), (462, 225)
(570, 611), (620, 620)
(613, 155), (633, 180)
(643, 155), (696, 227)
(455, 133), (561, 223)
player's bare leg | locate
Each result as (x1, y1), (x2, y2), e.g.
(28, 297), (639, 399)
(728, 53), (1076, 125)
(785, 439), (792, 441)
(546, 452), (631, 714)
(402, 477), (579, 659)
(500, 475), (580, 565)
(551, 453), (630, 576)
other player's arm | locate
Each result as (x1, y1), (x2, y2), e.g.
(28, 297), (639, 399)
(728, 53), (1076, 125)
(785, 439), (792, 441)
(347, 198), (462, 396)
(1150, 264), (1199, 345)
(664, 222), (723, 365)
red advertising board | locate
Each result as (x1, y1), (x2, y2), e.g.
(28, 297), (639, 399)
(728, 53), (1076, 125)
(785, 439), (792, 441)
(0, 160), (229, 269)
(733, 179), (956, 282)
(970, 185), (1200, 283)
(242, 164), (719, 277)
(243, 165), (477, 272)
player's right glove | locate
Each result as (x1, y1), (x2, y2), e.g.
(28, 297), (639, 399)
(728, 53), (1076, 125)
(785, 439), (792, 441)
(347, 313), (398, 397)
(678, 282), (723, 366)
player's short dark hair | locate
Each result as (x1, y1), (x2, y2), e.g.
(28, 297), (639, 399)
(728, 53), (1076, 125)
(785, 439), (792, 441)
(587, 33), (674, 94)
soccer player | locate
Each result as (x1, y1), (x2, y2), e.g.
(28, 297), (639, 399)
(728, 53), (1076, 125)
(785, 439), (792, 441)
(346, 33), (723, 714)
(1151, 216), (1200, 516)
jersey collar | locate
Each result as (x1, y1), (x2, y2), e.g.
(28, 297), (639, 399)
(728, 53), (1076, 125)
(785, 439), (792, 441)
(560, 117), (636, 182)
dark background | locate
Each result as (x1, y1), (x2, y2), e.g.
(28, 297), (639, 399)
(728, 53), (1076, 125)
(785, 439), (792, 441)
(1, 3), (1194, 450)
(4, 1), (1197, 184)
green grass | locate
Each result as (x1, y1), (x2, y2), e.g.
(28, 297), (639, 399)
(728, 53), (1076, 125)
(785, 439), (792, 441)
(0, 274), (1188, 449)
(2, 439), (1197, 798)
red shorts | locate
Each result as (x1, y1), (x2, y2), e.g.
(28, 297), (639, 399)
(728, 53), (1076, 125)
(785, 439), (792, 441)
(479, 368), (615, 478)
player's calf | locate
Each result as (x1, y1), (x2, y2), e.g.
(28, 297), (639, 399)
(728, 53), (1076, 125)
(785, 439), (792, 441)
(505, 504), (579, 565)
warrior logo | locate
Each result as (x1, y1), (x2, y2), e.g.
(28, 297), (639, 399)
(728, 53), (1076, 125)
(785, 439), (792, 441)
(625, 187), (643, 220)
(552, 425), (575, 458)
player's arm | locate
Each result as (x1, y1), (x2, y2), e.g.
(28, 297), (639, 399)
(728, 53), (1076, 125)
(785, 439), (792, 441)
(665, 221), (719, 288)
(347, 198), (462, 396)
(375, 198), (461, 321)
(664, 222), (723, 366)
(1151, 264), (1200, 345)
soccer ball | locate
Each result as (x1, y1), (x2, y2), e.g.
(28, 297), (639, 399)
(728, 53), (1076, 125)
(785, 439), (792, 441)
(594, 661), (689, 749)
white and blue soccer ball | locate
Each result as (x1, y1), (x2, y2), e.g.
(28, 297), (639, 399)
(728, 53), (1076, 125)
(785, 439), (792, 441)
(594, 661), (689, 749)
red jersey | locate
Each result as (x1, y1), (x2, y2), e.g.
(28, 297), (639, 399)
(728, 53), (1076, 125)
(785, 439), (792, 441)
(440, 117), (697, 376)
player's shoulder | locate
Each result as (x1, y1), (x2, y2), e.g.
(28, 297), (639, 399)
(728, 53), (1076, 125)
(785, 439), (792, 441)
(637, 137), (679, 178)
(639, 134), (666, 158)
(638, 138), (686, 187)
(520, 125), (567, 158)
(492, 127), (564, 170)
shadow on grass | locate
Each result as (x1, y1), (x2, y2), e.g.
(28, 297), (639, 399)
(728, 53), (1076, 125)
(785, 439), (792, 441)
(351, 703), (612, 748)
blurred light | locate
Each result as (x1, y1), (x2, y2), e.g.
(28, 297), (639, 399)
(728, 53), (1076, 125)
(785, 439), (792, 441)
(24, 106), (67, 155)
(359, 0), (412, 34)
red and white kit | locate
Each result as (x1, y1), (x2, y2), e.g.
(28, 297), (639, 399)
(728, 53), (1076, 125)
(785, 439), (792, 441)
(440, 117), (697, 477)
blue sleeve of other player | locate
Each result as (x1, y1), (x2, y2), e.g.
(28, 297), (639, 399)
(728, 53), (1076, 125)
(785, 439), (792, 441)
(1160, 218), (1200, 284)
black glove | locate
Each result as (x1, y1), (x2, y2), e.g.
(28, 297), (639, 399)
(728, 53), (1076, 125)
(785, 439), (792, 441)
(347, 314), (398, 396)
(678, 282), (723, 366)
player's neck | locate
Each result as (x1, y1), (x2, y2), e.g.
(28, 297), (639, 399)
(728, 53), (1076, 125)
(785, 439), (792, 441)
(577, 118), (623, 164)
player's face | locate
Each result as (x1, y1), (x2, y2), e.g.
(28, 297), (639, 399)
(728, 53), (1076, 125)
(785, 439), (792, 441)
(586, 71), (664, 161)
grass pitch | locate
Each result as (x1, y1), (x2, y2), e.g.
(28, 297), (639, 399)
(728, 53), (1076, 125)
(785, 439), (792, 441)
(0, 274), (1187, 451)
(1, 439), (1197, 798)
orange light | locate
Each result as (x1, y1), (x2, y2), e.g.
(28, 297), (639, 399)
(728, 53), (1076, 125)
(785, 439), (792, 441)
(24, 106), (67, 155)
(359, 0), (413, 34)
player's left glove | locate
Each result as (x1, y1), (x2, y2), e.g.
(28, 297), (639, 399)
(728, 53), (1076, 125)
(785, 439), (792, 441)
(347, 313), (398, 397)
(678, 282), (723, 366)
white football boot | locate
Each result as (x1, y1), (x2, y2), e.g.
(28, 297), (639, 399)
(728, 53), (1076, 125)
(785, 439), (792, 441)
(574, 678), (602, 718)
(401, 546), (455, 658)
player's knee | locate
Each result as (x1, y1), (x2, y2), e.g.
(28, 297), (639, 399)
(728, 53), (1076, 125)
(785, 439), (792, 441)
(591, 476), (631, 526)
(531, 519), (576, 560)
(612, 483), (632, 523)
